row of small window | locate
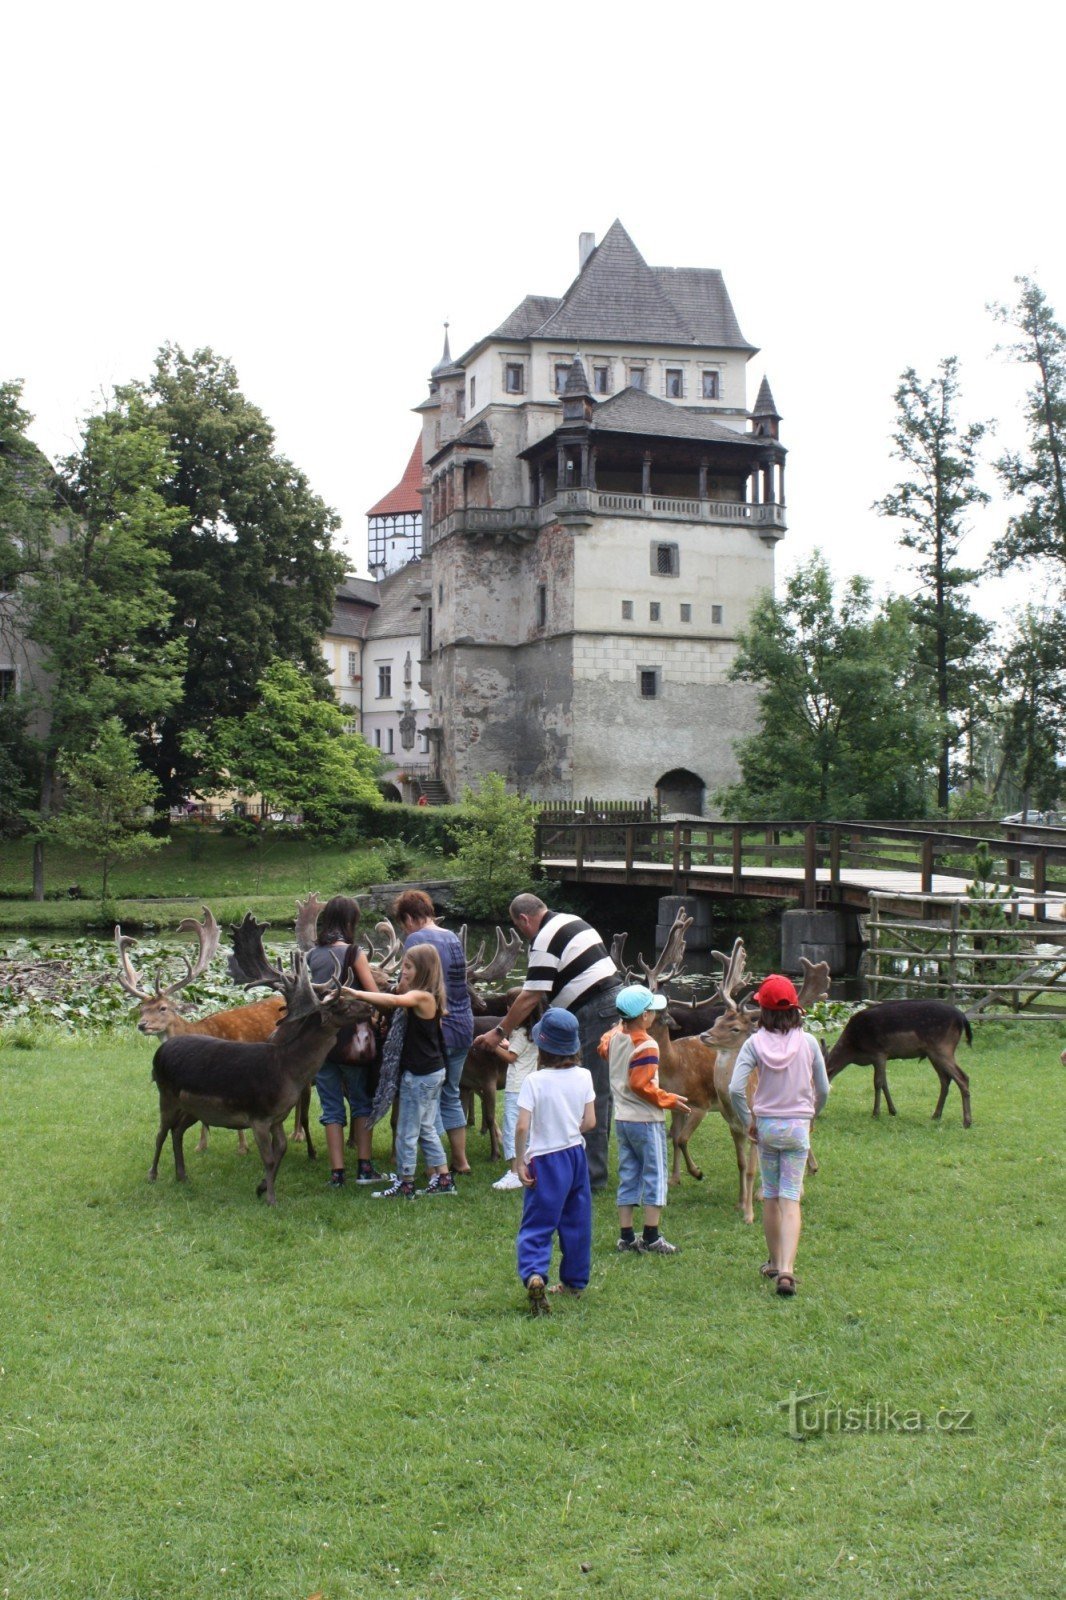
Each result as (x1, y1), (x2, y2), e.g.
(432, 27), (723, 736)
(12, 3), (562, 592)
(623, 602), (724, 624)
(502, 362), (721, 400)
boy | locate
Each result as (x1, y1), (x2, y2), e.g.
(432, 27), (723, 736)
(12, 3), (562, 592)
(514, 1008), (596, 1315)
(600, 984), (690, 1256)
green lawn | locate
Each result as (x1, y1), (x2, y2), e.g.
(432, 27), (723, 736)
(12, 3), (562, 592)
(1, 1024), (1062, 1599)
(0, 830), (457, 931)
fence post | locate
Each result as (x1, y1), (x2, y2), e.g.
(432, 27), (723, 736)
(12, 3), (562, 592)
(1034, 851), (1047, 920)
(732, 825), (743, 894)
(625, 826), (635, 879)
(575, 826), (585, 881)
(921, 835), (934, 895)
(869, 895), (880, 1002)
(682, 827), (692, 877)
(672, 823), (681, 890)
(830, 827), (841, 890)
(804, 823), (817, 909)
(948, 898), (960, 1004)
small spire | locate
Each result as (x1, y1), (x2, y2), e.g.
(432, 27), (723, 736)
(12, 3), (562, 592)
(432, 321), (453, 376)
(563, 354), (591, 398)
(752, 376), (780, 418)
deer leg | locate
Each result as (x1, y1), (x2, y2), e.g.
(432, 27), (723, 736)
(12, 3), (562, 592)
(196, 1122), (210, 1154)
(149, 1112), (173, 1181)
(805, 1146), (819, 1175)
(237, 1129), (249, 1155)
(461, 1087), (474, 1129)
(171, 1114), (196, 1183)
(252, 1120), (287, 1204)
(301, 1086), (316, 1160)
(675, 1107), (707, 1182)
(482, 1085), (501, 1163)
(929, 1050), (971, 1127)
(730, 1126), (756, 1224)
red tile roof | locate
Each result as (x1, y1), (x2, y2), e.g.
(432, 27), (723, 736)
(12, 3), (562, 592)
(367, 436), (424, 517)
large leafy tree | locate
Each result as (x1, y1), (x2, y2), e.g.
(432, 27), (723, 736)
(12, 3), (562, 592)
(874, 358), (992, 810)
(989, 607), (1066, 812)
(45, 717), (163, 904)
(717, 554), (938, 819)
(9, 396), (185, 898)
(113, 346), (346, 806)
(990, 277), (1066, 586)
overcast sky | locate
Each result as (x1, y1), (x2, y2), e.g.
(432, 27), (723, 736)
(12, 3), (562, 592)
(4, 1), (1061, 630)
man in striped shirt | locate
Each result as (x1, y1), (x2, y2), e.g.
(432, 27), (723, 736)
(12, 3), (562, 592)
(477, 893), (622, 1190)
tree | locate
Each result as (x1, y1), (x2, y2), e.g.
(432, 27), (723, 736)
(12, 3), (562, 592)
(112, 346), (347, 807)
(454, 774), (539, 918)
(716, 553), (939, 819)
(11, 397), (185, 898)
(990, 607), (1066, 812)
(875, 358), (992, 810)
(189, 661), (382, 882)
(990, 277), (1066, 586)
(46, 718), (163, 904)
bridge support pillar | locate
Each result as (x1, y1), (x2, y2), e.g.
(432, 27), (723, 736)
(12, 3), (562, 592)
(657, 894), (713, 952)
(781, 909), (862, 979)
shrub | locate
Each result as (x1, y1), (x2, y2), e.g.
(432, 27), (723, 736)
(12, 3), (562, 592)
(452, 775), (538, 920)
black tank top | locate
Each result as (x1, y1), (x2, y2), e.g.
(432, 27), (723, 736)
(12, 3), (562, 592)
(401, 1010), (446, 1076)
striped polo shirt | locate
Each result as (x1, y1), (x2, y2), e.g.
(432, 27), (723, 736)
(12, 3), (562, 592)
(523, 910), (619, 1011)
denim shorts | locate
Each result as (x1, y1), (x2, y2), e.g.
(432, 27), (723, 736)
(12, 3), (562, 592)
(315, 1061), (376, 1127)
(616, 1120), (669, 1208)
(755, 1116), (810, 1202)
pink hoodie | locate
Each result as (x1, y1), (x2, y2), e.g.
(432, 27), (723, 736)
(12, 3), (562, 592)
(729, 1028), (830, 1122)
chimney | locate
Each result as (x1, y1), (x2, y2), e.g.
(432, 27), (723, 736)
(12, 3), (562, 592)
(578, 232), (596, 270)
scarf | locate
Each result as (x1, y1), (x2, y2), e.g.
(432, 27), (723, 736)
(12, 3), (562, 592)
(368, 1006), (407, 1128)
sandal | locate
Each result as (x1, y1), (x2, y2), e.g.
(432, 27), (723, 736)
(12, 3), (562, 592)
(759, 1261), (779, 1279)
(547, 1283), (583, 1297)
(775, 1272), (798, 1296)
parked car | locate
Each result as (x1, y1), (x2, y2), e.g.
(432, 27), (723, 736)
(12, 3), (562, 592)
(1001, 810), (1063, 826)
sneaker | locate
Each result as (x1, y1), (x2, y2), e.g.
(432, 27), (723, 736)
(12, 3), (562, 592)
(422, 1173), (457, 1196)
(639, 1236), (681, 1256)
(355, 1163), (385, 1184)
(493, 1170), (524, 1192)
(371, 1178), (416, 1200)
(526, 1273), (550, 1317)
(616, 1236), (643, 1252)
(328, 1170), (346, 1188)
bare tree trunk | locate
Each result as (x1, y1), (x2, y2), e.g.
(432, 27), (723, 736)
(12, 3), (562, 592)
(32, 761), (55, 902)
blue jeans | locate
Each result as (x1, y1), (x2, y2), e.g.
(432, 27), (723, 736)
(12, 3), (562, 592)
(435, 1043), (471, 1136)
(395, 1069), (447, 1179)
(616, 1121), (669, 1208)
(315, 1061), (375, 1126)
(502, 1090), (520, 1162)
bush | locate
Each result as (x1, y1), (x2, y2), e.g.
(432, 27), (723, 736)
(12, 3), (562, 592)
(452, 775), (538, 920)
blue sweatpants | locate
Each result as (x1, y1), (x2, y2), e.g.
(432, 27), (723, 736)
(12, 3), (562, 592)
(515, 1145), (592, 1291)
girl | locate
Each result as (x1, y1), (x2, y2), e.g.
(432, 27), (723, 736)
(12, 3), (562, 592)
(727, 975), (830, 1297)
(347, 943), (456, 1199)
(305, 895), (382, 1187)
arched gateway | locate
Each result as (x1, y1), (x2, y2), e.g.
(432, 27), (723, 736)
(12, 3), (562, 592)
(655, 768), (705, 816)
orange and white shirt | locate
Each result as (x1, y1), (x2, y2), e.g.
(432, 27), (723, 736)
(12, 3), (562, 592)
(600, 1026), (684, 1123)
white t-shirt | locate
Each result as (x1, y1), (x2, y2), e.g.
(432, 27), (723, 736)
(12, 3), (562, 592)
(505, 1025), (539, 1095)
(517, 1065), (595, 1158)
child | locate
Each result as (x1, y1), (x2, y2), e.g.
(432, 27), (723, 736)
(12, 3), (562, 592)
(727, 974), (830, 1297)
(514, 1008), (596, 1314)
(492, 1006), (541, 1192)
(600, 984), (691, 1256)
(346, 943), (456, 1199)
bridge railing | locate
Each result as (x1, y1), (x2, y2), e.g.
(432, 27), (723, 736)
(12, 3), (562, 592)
(534, 819), (1066, 911)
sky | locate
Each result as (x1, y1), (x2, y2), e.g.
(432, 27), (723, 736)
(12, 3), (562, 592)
(4, 0), (1063, 632)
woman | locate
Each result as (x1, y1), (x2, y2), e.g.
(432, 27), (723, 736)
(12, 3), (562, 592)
(306, 895), (383, 1188)
(346, 943), (455, 1199)
(392, 889), (475, 1175)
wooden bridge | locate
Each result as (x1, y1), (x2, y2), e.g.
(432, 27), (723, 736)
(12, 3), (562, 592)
(535, 818), (1066, 920)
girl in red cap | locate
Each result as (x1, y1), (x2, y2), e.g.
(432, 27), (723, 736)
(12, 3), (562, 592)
(727, 975), (830, 1296)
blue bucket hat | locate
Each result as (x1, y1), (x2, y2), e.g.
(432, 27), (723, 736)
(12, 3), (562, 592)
(531, 1007), (581, 1056)
(616, 984), (669, 1019)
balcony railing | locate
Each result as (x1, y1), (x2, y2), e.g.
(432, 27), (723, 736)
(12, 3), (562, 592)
(430, 493), (786, 541)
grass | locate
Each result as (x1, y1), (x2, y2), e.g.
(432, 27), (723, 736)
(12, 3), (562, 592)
(0, 831), (459, 930)
(0, 1023), (1062, 1599)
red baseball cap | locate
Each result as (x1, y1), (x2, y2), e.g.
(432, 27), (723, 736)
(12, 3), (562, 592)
(754, 975), (800, 1010)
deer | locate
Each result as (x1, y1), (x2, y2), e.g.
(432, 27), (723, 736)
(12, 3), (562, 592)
(119, 897), (325, 1158)
(148, 914), (376, 1203)
(824, 1000), (973, 1127)
(698, 941), (830, 1223)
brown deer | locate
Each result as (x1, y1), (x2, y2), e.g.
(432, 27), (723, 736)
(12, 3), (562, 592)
(698, 942), (830, 1223)
(149, 915), (376, 1203)
(824, 1000), (973, 1126)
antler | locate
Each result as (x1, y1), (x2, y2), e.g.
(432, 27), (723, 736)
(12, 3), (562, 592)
(638, 908), (693, 990)
(467, 926), (523, 987)
(294, 893), (326, 952)
(797, 956), (831, 1009)
(609, 931), (629, 975)
(229, 913), (324, 1020)
(372, 920), (404, 977)
(711, 938), (750, 1013)
(114, 925), (156, 1001)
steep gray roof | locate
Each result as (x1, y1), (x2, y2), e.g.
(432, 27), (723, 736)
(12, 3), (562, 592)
(329, 575), (379, 639)
(563, 356), (591, 397)
(365, 558), (426, 641)
(490, 294), (562, 340)
(652, 266), (753, 349)
(536, 221), (693, 344)
(752, 376), (780, 417)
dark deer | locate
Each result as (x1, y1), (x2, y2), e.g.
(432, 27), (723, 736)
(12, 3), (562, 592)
(824, 1000), (973, 1127)
(148, 915), (375, 1203)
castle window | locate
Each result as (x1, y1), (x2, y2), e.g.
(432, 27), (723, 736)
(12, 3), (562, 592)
(457, 387), (466, 420)
(593, 365), (610, 394)
(386, 727), (394, 755)
(469, 377), (476, 410)
(652, 541), (680, 577)
(505, 363), (525, 394)
(649, 602), (661, 622)
(536, 584), (547, 628)
(554, 364), (570, 394)
(702, 370), (720, 400)
(621, 600), (633, 621)
(711, 604), (723, 625)
(680, 603), (692, 623)
(665, 368), (684, 398)
(377, 664), (392, 699)
(347, 650), (359, 678)
(0, 668), (16, 700)
(639, 668), (659, 699)
(374, 727), (382, 747)
(628, 367), (646, 391)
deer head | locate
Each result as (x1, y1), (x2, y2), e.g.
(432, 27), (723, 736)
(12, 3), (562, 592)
(465, 925), (524, 988)
(636, 907), (693, 991)
(699, 945), (831, 1056)
(115, 908), (221, 1033)
(229, 912), (369, 1025)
